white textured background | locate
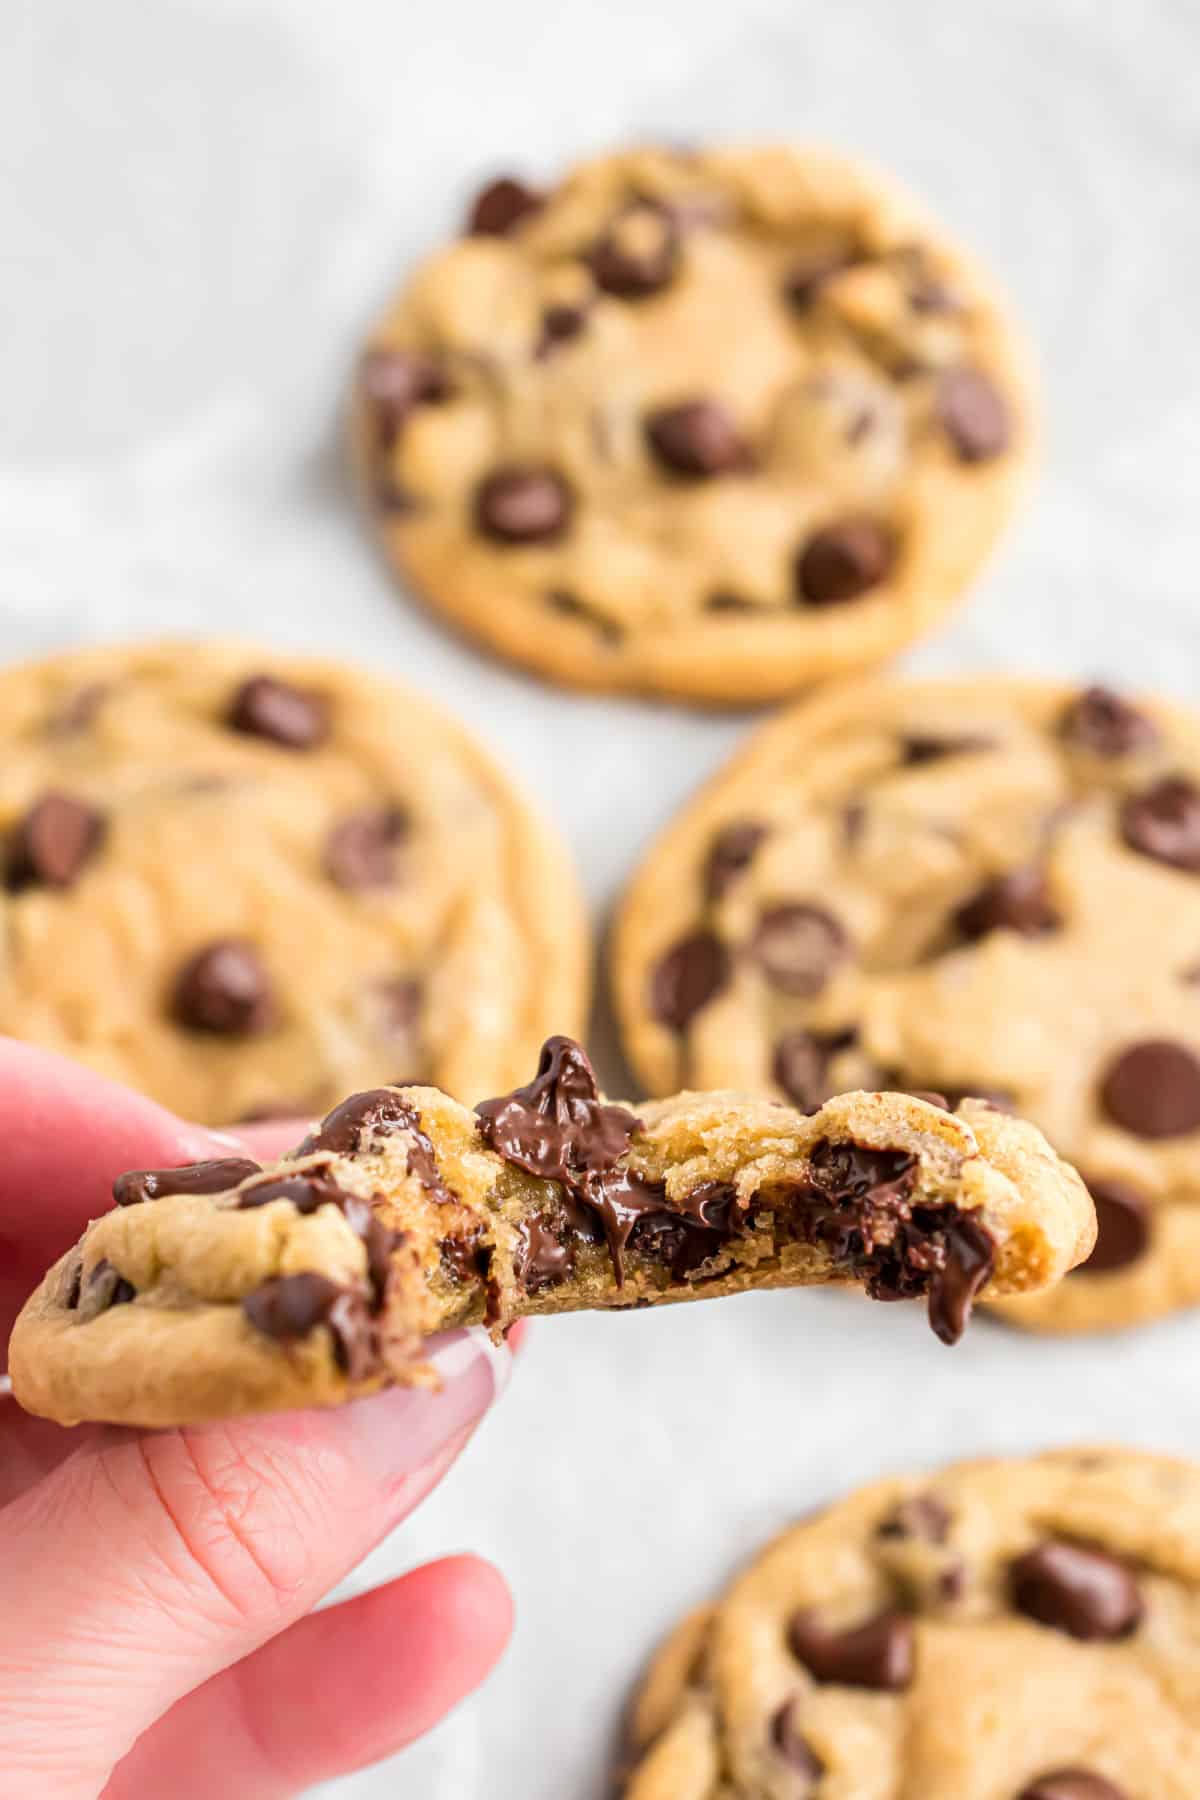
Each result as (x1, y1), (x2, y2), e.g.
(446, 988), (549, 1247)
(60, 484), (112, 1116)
(5, 1), (1200, 1794)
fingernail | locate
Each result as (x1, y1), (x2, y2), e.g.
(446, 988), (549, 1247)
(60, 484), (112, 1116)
(336, 1327), (510, 1485)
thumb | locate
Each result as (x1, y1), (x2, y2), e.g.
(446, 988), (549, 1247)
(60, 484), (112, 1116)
(0, 1330), (506, 1800)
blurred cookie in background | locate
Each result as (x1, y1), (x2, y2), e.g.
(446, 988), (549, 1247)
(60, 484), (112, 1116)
(0, 640), (588, 1123)
(614, 675), (1200, 1330)
(620, 1446), (1200, 1797)
(353, 143), (1034, 704)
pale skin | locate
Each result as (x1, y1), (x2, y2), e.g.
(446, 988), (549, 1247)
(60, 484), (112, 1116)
(0, 1040), (515, 1799)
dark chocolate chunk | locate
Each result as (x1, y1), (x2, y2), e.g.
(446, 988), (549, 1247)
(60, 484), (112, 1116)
(477, 1036), (675, 1284)
(113, 1157), (261, 1207)
(704, 820), (767, 902)
(1120, 775), (1200, 872)
(440, 1225), (489, 1286)
(1009, 1541), (1143, 1641)
(769, 1698), (824, 1784)
(753, 904), (848, 997)
(1079, 1176), (1151, 1274)
(876, 1492), (951, 1543)
(935, 366), (1011, 462)
(1099, 1039), (1200, 1139)
(650, 931), (730, 1030)
(589, 202), (680, 298)
(625, 1180), (741, 1280)
(323, 805), (410, 890)
(87, 1258), (137, 1309)
(241, 1272), (378, 1380)
(466, 175), (545, 236)
(304, 1088), (454, 1203)
(796, 518), (895, 606)
(63, 1261), (83, 1309)
(514, 1214), (574, 1291)
(172, 939), (275, 1037)
(229, 676), (330, 750)
(644, 400), (752, 477)
(772, 1028), (856, 1114)
(787, 1607), (914, 1690)
(6, 793), (105, 891)
(900, 733), (993, 766)
(235, 1170), (353, 1213)
(360, 348), (448, 446)
(474, 466), (573, 543)
(797, 1141), (995, 1344)
(374, 976), (422, 1041)
(1059, 686), (1157, 758)
(926, 1215), (995, 1347)
(954, 866), (1060, 942)
(1018, 1773), (1128, 1800)
(535, 304), (588, 358)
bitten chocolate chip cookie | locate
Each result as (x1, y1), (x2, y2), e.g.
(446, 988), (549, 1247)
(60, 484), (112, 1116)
(0, 641), (587, 1123)
(614, 676), (1200, 1332)
(620, 1447), (1200, 1798)
(353, 145), (1033, 704)
(9, 1037), (1091, 1426)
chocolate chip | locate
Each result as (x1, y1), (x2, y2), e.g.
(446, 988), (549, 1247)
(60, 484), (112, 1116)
(877, 1493), (951, 1543)
(754, 904), (848, 998)
(927, 1215), (995, 1346)
(474, 467), (573, 543)
(235, 1170), (351, 1213)
(769, 1699), (824, 1784)
(1009, 1541), (1143, 1641)
(307, 1087), (414, 1155)
(466, 175), (545, 236)
(626, 1180), (741, 1280)
(1059, 686), (1158, 758)
(783, 245), (858, 308)
(360, 348), (448, 446)
(644, 401), (752, 477)
(1121, 775), (1200, 872)
(374, 976), (422, 1040)
(323, 805), (410, 890)
(589, 202), (680, 298)
(787, 1607), (914, 1690)
(172, 939), (275, 1037)
(440, 1225), (488, 1286)
(63, 1260), (83, 1309)
(953, 866), (1061, 942)
(113, 1157), (261, 1206)
(229, 676), (330, 750)
(241, 1272), (376, 1379)
(1018, 1773), (1128, 1800)
(1079, 1176), (1151, 1274)
(796, 518), (896, 606)
(87, 1259), (136, 1308)
(900, 733), (993, 766)
(704, 820), (767, 902)
(535, 304), (587, 358)
(514, 1214), (574, 1291)
(546, 588), (623, 645)
(6, 792), (105, 891)
(772, 1030), (854, 1114)
(650, 931), (730, 1030)
(1100, 1039), (1200, 1139)
(935, 366), (1011, 462)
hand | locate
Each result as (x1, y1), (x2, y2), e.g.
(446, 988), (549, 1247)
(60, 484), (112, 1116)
(0, 1040), (513, 1799)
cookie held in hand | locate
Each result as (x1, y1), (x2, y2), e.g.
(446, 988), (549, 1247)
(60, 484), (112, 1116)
(9, 1038), (1093, 1427)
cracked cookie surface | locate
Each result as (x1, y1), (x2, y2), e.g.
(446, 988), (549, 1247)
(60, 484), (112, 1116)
(0, 639), (587, 1123)
(620, 1447), (1200, 1799)
(8, 1037), (1092, 1427)
(353, 144), (1033, 704)
(614, 675), (1200, 1331)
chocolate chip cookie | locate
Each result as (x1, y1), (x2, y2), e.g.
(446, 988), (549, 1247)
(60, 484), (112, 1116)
(613, 675), (1200, 1332)
(620, 1446), (1200, 1798)
(8, 1036), (1092, 1426)
(0, 640), (587, 1123)
(353, 145), (1033, 704)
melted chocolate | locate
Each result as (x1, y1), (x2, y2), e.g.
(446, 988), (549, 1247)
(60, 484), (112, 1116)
(302, 1088), (455, 1204)
(113, 1156), (261, 1206)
